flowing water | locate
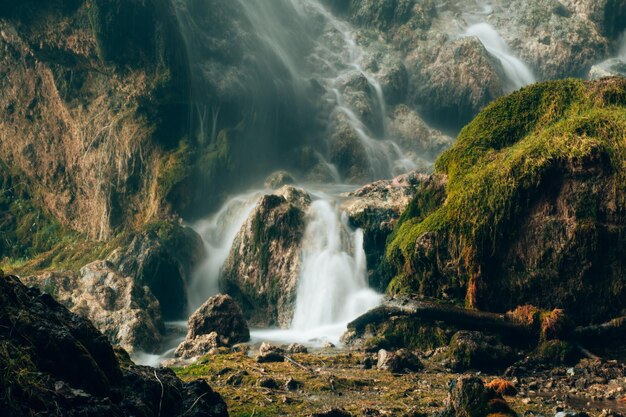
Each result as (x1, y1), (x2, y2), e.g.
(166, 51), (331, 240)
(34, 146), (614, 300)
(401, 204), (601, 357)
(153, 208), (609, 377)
(464, 23), (535, 90)
(187, 192), (263, 312)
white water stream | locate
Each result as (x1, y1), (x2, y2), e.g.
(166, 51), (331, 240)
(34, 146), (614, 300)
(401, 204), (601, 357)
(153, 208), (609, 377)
(464, 23), (535, 90)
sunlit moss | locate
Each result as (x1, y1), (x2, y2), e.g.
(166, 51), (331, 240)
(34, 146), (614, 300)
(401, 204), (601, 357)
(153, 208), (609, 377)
(385, 78), (626, 300)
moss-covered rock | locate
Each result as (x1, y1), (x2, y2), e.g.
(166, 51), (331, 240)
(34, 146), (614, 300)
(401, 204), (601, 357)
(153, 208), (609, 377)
(343, 315), (454, 352)
(386, 77), (626, 324)
(446, 331), (519, 373)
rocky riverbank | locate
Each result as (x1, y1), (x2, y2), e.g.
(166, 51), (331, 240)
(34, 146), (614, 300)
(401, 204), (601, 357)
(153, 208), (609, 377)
(172, 343), (626, 417)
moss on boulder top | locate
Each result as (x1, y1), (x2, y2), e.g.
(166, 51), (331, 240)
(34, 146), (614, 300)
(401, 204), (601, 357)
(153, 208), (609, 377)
(386, 77), (626, 323)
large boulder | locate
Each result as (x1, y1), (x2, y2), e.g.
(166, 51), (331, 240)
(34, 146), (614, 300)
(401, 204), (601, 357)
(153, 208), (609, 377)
(406, 36), (506, 130)
(23, 261), (164, 354)
(385, 78), (626, 324)
(0, 273), (228, 417)
(221, 186), (311, 326)
(109, 222), (206, 320)
(186, 294), (250, 344)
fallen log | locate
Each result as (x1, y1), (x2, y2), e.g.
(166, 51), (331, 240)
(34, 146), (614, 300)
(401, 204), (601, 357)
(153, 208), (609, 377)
(574, 316), (626, 344)
(347, 297), (533, 340)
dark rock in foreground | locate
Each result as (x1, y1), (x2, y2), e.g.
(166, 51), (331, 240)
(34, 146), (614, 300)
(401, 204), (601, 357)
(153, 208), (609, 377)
(437, 375), (515, 417)
(0, 273), (228, 417)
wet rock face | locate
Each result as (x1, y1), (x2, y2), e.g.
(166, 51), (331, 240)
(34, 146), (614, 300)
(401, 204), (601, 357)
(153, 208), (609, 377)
(389, 106), (454, 161)
(221, 186), (311, 327)
(342, 173), (447, 290)
(496, 0), (609, 80)
(407, 36), (505, 130)
(0, 1), (189, 240)
(109, 223), (206, 320)
(23, 261), (164, 354)
(186, 294), (250, 345)
(0, 274), (228, 417)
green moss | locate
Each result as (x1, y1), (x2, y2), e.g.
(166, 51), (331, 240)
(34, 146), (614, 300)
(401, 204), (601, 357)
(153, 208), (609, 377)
(157, 139), (193, 201)
(533, 340), (579, 365)
(0, 163), (77, 264)
(385, 78), (626, 299)
(361, 317), (452, 351)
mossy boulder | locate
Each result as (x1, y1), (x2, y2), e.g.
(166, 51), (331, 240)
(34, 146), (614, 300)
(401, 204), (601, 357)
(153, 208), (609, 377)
(386, 77), (626, 324)
(342, 315), (454, 352)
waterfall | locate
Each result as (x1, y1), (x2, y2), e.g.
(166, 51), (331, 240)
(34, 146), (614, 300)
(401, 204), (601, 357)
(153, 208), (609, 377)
(187, 192), (261, 311)
(465, 23), (535, 90)
(290, 200), (382, 332)
(619, 32), (626, 61)
(172, 0), (415, 183)
(252, 197), (382, 346)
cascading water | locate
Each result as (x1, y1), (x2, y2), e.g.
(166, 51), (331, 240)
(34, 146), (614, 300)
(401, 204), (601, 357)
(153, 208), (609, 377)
(139, 0), (430, 362)
(619, 32), (626, 62)
(464, 23), (535, 90)
(187, 192), (262, 311)
(253, 198), (381, 345)
(291, 199), (382, 328)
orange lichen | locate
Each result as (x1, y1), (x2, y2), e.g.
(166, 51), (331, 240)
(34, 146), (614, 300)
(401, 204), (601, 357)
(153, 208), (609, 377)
(506, 305), (542, 327)
(486, 379), (517, 396)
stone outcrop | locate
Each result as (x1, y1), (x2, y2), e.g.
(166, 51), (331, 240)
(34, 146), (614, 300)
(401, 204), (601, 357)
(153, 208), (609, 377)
(20, 220), (206, 353)
(108, 222), (206, 320)
(221, 186), (311, 327)
(23, 261), (164, 354)
(0, 273), (228, 417)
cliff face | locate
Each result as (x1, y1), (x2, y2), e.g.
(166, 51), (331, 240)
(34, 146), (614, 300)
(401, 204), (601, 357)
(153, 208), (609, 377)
(386, 77), (626, 324)
(0, 0), (189, 242)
